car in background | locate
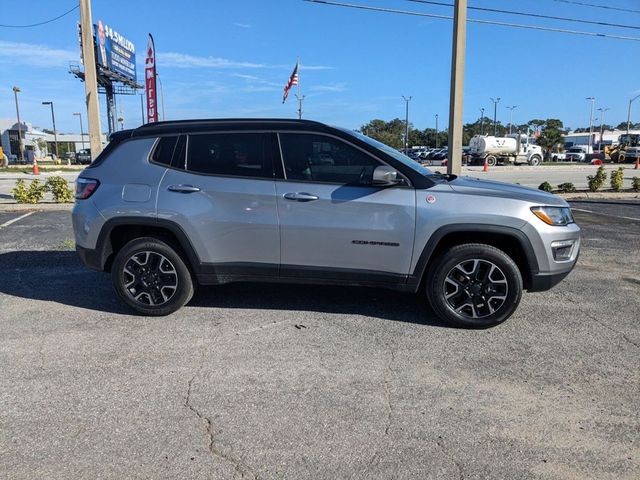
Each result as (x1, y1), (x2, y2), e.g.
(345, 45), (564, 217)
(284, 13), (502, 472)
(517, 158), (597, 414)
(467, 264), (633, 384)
(76, 149), (92, 165)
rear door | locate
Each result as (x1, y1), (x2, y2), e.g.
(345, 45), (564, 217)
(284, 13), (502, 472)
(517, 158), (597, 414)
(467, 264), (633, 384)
(275, 132), (416, 283)
(156, 132), (279, 275)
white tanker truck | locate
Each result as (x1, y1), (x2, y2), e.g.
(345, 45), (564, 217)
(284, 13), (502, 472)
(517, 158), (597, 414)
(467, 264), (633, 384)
(469, 134), (544, 167)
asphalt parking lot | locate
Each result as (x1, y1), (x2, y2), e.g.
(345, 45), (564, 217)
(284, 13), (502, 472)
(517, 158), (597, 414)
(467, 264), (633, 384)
(1, 203), (639, 479)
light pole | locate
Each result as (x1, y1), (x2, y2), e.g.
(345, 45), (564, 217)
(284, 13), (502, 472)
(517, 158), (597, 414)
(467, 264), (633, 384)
(12, 86), (25, 163)
(490, 97), (501, 136)
(402, 96), (412, 153)
(435, 113), (439, 148)
(597, 107), (610, 143)
(586, 96), (595, 153)
(480, 107), (485, 135)
(42, 101), (59, 158)
(506, 105), (517, 134)
(73, 112), (86, 151)
(627, 94), (640, 135)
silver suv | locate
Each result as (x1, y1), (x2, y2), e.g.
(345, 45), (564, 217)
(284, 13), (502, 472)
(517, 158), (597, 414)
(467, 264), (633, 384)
(72, 119), (580, 328)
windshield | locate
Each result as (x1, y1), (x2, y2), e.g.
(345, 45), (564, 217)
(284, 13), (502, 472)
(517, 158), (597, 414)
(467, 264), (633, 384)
(340, 128), (433, 176)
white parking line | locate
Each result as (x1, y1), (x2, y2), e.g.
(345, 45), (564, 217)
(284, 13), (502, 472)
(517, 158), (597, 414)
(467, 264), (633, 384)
(571, 208), (640, 222)
(0, 211), (34, 228)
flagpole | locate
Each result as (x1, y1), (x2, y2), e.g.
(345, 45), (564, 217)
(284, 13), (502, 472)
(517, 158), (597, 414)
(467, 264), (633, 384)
(295, 57), (304, 120)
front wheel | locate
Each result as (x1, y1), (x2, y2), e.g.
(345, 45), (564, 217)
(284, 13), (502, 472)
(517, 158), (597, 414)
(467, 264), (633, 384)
(426, 243), (523, 328)
(528, 155), (541, 166)
(485, 155), (497, 167)
(111, 237), (194, 316)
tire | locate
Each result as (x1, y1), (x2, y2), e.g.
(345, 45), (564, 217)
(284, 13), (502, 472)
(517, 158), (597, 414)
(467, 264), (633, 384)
(486, 155), (497, 167)
(111, 237), (194, 316)
(618, 153), (626, 163)
(528, 155), (541, 166)
(426, 243), (523, 328)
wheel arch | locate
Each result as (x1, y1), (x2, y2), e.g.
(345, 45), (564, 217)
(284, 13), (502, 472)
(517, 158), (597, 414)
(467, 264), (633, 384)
(94, 217), (201, 273)
(410, 224), (540, 291)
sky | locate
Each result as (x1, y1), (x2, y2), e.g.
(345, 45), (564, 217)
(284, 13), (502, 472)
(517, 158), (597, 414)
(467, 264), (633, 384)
(1, 0), (639, 135)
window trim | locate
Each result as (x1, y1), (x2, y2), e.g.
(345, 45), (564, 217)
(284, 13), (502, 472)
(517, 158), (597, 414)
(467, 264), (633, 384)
(275, 130), (412, 188)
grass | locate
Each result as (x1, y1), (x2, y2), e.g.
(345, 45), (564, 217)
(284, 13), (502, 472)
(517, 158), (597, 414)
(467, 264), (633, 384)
(0, 166), (84, 173)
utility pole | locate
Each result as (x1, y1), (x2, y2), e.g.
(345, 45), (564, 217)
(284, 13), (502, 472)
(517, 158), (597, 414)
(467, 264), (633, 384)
(490, 97), (501, 136)
(480, 107), (485, 135)
(447, 0), (467, 176)
(12, 86), (24, 163)
(79, 0), (103, 158)
(402, 96), (412, 152)
(42, 101), (59, 157)
(506, 105), (517, 134)
(435, 114), (439, 148)
(597, 107), (609, 143)
(139, 93), (145, 125)
(586, 96), (595, 153)
(627, 93), (640, 135)
(73, 112), (86, 150)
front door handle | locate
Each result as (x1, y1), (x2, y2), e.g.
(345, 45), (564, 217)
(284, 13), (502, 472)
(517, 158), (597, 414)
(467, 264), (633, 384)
(283, 192), (319, 202)
(168, 184), (201, 193)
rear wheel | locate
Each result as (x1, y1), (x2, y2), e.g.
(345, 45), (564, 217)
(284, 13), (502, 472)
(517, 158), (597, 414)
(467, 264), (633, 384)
(485, 155), (497, 167)
(111, 237), (194, 316)
(426, 243), (523, 328)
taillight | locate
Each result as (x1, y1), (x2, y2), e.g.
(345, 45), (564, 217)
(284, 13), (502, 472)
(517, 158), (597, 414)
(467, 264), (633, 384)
(75, 178), (100, 199)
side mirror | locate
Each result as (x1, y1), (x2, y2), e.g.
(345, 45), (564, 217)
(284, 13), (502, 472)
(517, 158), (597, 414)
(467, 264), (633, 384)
(372, 165), (400, 186)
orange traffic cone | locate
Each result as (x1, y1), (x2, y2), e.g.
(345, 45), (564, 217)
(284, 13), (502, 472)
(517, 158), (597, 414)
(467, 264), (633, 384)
(635, 158), (639, 170)
(32, 158), (39, 175)
(483, 158), (489, 172)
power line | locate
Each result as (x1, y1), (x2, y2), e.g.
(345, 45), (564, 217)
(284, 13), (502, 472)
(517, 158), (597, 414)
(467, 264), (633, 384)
(304, 0), (640, 42)
(0, 4), (79, 28)
(549, 0), (640, 15)
(403, 0), (640, 31)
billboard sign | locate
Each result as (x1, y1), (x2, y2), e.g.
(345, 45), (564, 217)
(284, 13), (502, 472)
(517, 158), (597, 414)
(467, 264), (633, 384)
(145, 34), (158, 124)
(94, 19), (137, 82)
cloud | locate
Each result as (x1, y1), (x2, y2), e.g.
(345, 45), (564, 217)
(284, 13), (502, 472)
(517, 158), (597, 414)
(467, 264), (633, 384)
(0, 40), (78, 68)
(299, 64), (334, 71)
(157, 52), (266, 69)
(233, 22), (252, 28)
(309, 82), (347, 93)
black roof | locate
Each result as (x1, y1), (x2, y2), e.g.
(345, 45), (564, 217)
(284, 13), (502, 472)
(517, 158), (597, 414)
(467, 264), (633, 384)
(129, 118), (331, 137)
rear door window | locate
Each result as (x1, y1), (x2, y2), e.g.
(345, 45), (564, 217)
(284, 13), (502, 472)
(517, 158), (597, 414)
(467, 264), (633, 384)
(186, 133), (271, 178)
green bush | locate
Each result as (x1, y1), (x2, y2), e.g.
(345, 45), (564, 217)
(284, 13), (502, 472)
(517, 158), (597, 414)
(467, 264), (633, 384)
(587, 166), (607, 192)
(11, 178), (48, 204)
(538, 181), (553, 192)
(557, 182), (576, 193)
(632, 176), (640, 192)
(11, 179), (30, 203)
(610, 167), (624, 192)
(46, 176), (74, 203)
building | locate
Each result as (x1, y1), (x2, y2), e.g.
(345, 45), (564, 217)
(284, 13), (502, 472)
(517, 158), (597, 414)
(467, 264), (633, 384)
(0, 118), (106, 162)
(563, 129), (640, 148)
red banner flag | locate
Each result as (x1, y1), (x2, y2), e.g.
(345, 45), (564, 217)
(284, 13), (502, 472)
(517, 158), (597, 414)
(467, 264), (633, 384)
(145, 34), (158, 124)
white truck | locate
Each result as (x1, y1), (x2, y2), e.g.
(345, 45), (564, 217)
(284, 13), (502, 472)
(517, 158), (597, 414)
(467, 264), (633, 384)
(469, 134), (544, 167)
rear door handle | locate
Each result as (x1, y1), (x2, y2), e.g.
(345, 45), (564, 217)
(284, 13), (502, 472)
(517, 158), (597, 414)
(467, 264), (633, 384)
(283, 192), (319, 202)
(168, 184), (201, 193)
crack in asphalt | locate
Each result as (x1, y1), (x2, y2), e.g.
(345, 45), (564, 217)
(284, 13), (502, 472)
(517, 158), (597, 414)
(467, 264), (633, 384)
(561, 292), (639, 349)
(184, 376), (258, 480)
(383, 349), (395, 436)
(435, 436), (464, 480)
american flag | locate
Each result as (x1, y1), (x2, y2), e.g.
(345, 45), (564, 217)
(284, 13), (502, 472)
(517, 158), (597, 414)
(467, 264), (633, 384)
(282, 63), (299, 104)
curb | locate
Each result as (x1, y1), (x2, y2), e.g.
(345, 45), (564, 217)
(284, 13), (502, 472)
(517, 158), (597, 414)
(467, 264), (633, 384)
(0, 202), (74, 212)
(559, 192), (640, 201)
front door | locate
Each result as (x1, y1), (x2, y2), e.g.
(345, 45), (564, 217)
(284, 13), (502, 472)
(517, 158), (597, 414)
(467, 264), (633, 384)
(275, 132), (416, 283)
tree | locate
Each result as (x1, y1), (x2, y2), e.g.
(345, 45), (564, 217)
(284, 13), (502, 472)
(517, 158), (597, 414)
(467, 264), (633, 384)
(534, 119), (564, 159)
(360, 118), (406, 150)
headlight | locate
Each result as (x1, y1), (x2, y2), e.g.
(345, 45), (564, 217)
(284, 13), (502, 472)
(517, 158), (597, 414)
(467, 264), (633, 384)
(531, 206), (574, 226)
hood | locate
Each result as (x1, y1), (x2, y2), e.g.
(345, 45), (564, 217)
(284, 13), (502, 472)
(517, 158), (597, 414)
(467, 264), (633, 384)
(448, 176), (568, 206)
